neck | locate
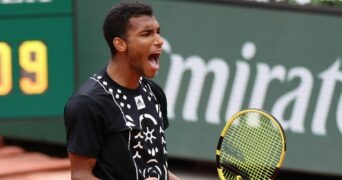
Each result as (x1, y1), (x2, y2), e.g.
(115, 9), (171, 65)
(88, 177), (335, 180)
(106, 56), (140, 89)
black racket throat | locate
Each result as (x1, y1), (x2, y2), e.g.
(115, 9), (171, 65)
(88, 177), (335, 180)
(220, 162), (250, 180)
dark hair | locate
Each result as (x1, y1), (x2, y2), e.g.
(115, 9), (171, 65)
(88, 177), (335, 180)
(103, 1), (153, 55)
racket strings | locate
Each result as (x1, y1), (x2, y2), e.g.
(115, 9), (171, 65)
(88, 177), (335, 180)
(220, 113), (283, 179)
(242, 115), (282, 178)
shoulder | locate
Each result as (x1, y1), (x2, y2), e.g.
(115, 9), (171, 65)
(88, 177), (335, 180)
(65, 94), (96, 110)
(64, 77), (107, 117)
(66, 74), (113, 107)
(64, 95), (100, 123)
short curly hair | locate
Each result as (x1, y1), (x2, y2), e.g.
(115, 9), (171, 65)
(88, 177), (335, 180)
(103, 1), (153, 55)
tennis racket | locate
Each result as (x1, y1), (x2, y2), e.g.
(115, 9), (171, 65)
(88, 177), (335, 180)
(216, 109), (286, 180)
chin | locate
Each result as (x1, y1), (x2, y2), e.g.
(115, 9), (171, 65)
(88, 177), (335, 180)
(145, 72), (158, 79)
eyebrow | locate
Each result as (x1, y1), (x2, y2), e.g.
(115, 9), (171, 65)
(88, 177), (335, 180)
(141, 26), (160, 33)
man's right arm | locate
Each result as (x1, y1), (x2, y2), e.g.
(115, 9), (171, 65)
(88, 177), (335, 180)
(68, 152), (98, 180)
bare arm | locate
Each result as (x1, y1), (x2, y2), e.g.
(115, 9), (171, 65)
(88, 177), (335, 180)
(144, 170), (180, 180)
(169, 170), (180, 180)
(68, 152), (98, 180)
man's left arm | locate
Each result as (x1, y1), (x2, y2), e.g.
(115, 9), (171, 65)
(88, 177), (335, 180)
(169, 170), (180, 180)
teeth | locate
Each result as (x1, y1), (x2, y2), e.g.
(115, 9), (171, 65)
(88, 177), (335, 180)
(149, 56), (157, 62)
(149, 54), (159, 65)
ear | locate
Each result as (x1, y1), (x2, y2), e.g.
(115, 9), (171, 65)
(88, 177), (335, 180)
(113, 37), (127, 52)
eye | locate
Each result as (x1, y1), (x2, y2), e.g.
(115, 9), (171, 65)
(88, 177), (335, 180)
(141, 30), (153, 37)
(142, 33), (151, 37)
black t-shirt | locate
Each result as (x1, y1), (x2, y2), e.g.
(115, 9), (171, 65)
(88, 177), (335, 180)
(64, 69), (169, 180)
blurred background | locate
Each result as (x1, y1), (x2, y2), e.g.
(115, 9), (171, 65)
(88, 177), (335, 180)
(0, 0), (342, 179)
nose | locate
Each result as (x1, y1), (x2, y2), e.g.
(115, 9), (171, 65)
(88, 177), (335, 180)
(155, 34), (164, 47)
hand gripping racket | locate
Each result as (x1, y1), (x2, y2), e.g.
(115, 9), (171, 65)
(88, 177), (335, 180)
(216, 109), (286, 180)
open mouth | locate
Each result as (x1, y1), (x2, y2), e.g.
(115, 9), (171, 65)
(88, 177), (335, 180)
(148, 53), (160, 67)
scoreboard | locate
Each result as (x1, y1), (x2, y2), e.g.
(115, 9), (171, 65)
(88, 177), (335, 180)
(0, 0), (74, 118)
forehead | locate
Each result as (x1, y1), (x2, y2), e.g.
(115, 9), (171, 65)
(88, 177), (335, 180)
(127, 15), (160, 31)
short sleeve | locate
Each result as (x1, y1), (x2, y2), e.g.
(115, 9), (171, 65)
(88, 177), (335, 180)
(64, 95), (104, 158)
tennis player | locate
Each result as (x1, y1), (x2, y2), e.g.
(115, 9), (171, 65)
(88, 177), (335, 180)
(64, 1), (179, 179)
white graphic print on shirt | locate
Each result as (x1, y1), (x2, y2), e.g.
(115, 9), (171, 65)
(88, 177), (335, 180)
(93, 74), (168, 180)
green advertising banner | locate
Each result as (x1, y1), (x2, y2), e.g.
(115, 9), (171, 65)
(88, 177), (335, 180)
(79, 0), (342, 175)
(152, 1), (342, 175)
(0, 0), (72, 16)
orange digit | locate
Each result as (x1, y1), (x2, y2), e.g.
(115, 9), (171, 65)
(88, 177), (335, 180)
(0, 42), (12, 96)
(19, 41), (48, 94)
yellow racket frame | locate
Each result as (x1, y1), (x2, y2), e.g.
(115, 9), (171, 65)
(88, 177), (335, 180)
(216, 109), (286, 180)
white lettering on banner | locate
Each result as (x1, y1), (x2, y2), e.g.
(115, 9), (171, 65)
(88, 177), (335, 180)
(249, 64), (286, 109)
(337, 93), (342, 134)
(163, 54), (229, 124)
(0, 0), (51, 4)
(272, 67), (313, 133)
(225, 60), (250, 121)
(162, 38), (342, 136)
(311, 60), (342, 135)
